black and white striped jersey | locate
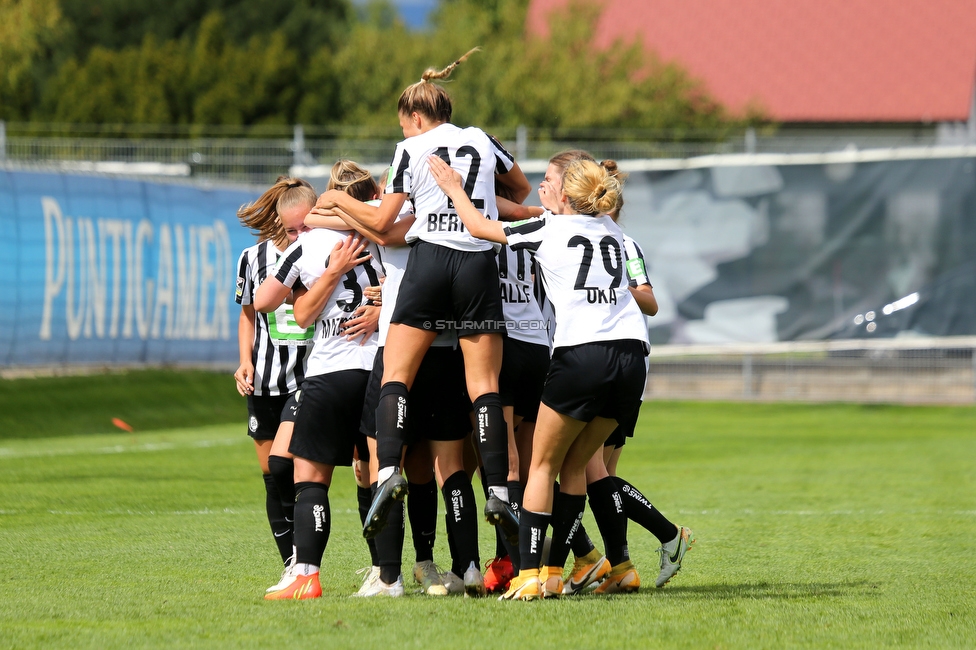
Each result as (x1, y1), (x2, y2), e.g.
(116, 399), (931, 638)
(274, 229), (384, 377)
(235, 240), (313, 396)
(498, 244), (550, 347)
(622, 233), (651, 287)
(504, 213), (649, 350)
(385, 123), (515, 252)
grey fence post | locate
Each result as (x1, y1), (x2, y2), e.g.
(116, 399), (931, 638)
(743, 354), (754, 398)
(972, 347), (976, 403)
(0, 120), (6, 162)
(293, 124), (305, 167)
(745, 127), (756, 154)
(516, 124), (528, 162)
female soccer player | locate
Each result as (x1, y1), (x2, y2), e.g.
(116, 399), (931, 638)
(427, 153), (648, 601)
(234, 177), (315, 591)
(314, 50), (532, 577)
(255, 204), (384, 600)
(311, 160), (485, 597)
(558, 157), (693, 595)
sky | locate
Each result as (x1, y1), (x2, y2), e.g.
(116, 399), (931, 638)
(353, 0), (438, 28)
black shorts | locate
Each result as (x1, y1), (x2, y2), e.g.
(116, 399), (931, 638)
(604, 402), (641, 448)
(541, 339), (647, 423)
(392, 240), (505, 336)
(289, 370), (370, 466)
(499, 336), (549, 423)
(361, 346), (471, 443)
(246, 392), (300, 441)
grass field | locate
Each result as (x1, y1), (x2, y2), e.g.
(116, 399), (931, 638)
(1, 372), (975, 648)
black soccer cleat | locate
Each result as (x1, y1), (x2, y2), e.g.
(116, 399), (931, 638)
(484, 495), (520, 545)
(363, 474), (409, 539)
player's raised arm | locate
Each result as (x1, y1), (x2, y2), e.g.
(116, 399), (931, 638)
(427, 155), (507, 244)
(316, 189), (406, 234)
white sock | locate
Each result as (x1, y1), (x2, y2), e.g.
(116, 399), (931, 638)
(294, 562), (319, 575)
(488, 485), (509, 502)
(377, 466), (397, 486)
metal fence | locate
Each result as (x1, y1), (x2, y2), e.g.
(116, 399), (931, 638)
(3, 121), (971, 187)
(645, 338), (976, 404)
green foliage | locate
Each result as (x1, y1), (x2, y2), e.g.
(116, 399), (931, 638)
(16, 0), (761, 132)
(0, 0), (66, 120)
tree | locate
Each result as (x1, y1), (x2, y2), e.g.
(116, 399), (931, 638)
(0, 0), (65, 120)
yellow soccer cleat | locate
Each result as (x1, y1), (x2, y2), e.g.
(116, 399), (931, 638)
(593, 560), (640, 595)
(539, 566), (564, 599)
(562, 549), (611, 595)
(498, 571), (541, 601)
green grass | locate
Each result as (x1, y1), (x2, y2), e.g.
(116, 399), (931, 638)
(0, 369), (244, 439)
(1, 391), (975, 648)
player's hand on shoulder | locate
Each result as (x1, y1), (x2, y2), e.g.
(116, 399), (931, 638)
(326, 234), (372, 276)
(427, 155), (463, 193)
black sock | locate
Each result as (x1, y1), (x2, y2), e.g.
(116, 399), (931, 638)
(262, 473), (293, 564)
(267, 455), (295, 537)
(571, 522), (597, 558)
(547, 491), (585, 570)
(372, 483), (404, 584)
(587, 476), (630, 566)
(407, 479), (437, 563)
(519, 509), (552, 572)
(472, 393), (507, 489)
(507, 480), (524, 518)
(357, 484), (379, 566)
(442, 470), (479, 576)
(612, 476), (679, 544)
(555, 480), (594, 558)
(293, 481), (330, 567)
(375, 382), (409, 471)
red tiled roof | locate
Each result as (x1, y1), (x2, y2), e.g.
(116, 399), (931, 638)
(527, 0), (976, 122)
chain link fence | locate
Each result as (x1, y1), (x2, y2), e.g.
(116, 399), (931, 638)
(2, 121), (964, 187)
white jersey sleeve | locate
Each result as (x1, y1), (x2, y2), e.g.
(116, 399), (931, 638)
(622, 234), (650, 287)
(235, 247), (254, 306)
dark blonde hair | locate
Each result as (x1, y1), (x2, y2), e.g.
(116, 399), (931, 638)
(397, 47), (480, 123)
(237, 176), (316, 248)
(561, 159), (621, 217)
(599, 159), (629, 220)
(326, 160), (379, 203)
(548, 151), (626, 218)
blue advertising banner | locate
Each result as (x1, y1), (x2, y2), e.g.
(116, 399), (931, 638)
(0, 171), (259, 366)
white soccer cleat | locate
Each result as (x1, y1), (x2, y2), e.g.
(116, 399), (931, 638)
(353, 566), (381, 596)
(656, 526), (695, 588)
(354, 572), (405, 598)
(413, 560), (448, 596)
(266, 556), (296, 593)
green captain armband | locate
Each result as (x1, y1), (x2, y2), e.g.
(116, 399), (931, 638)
(626, 257), (646, 280)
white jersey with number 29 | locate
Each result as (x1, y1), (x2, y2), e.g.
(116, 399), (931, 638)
(386, 123), (515, 252)
(504, 213), (649, 351)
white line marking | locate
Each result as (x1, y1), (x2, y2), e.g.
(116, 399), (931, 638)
(0, 437), (243, 460)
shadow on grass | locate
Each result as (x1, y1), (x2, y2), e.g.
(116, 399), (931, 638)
(661, 581), (877, 600)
